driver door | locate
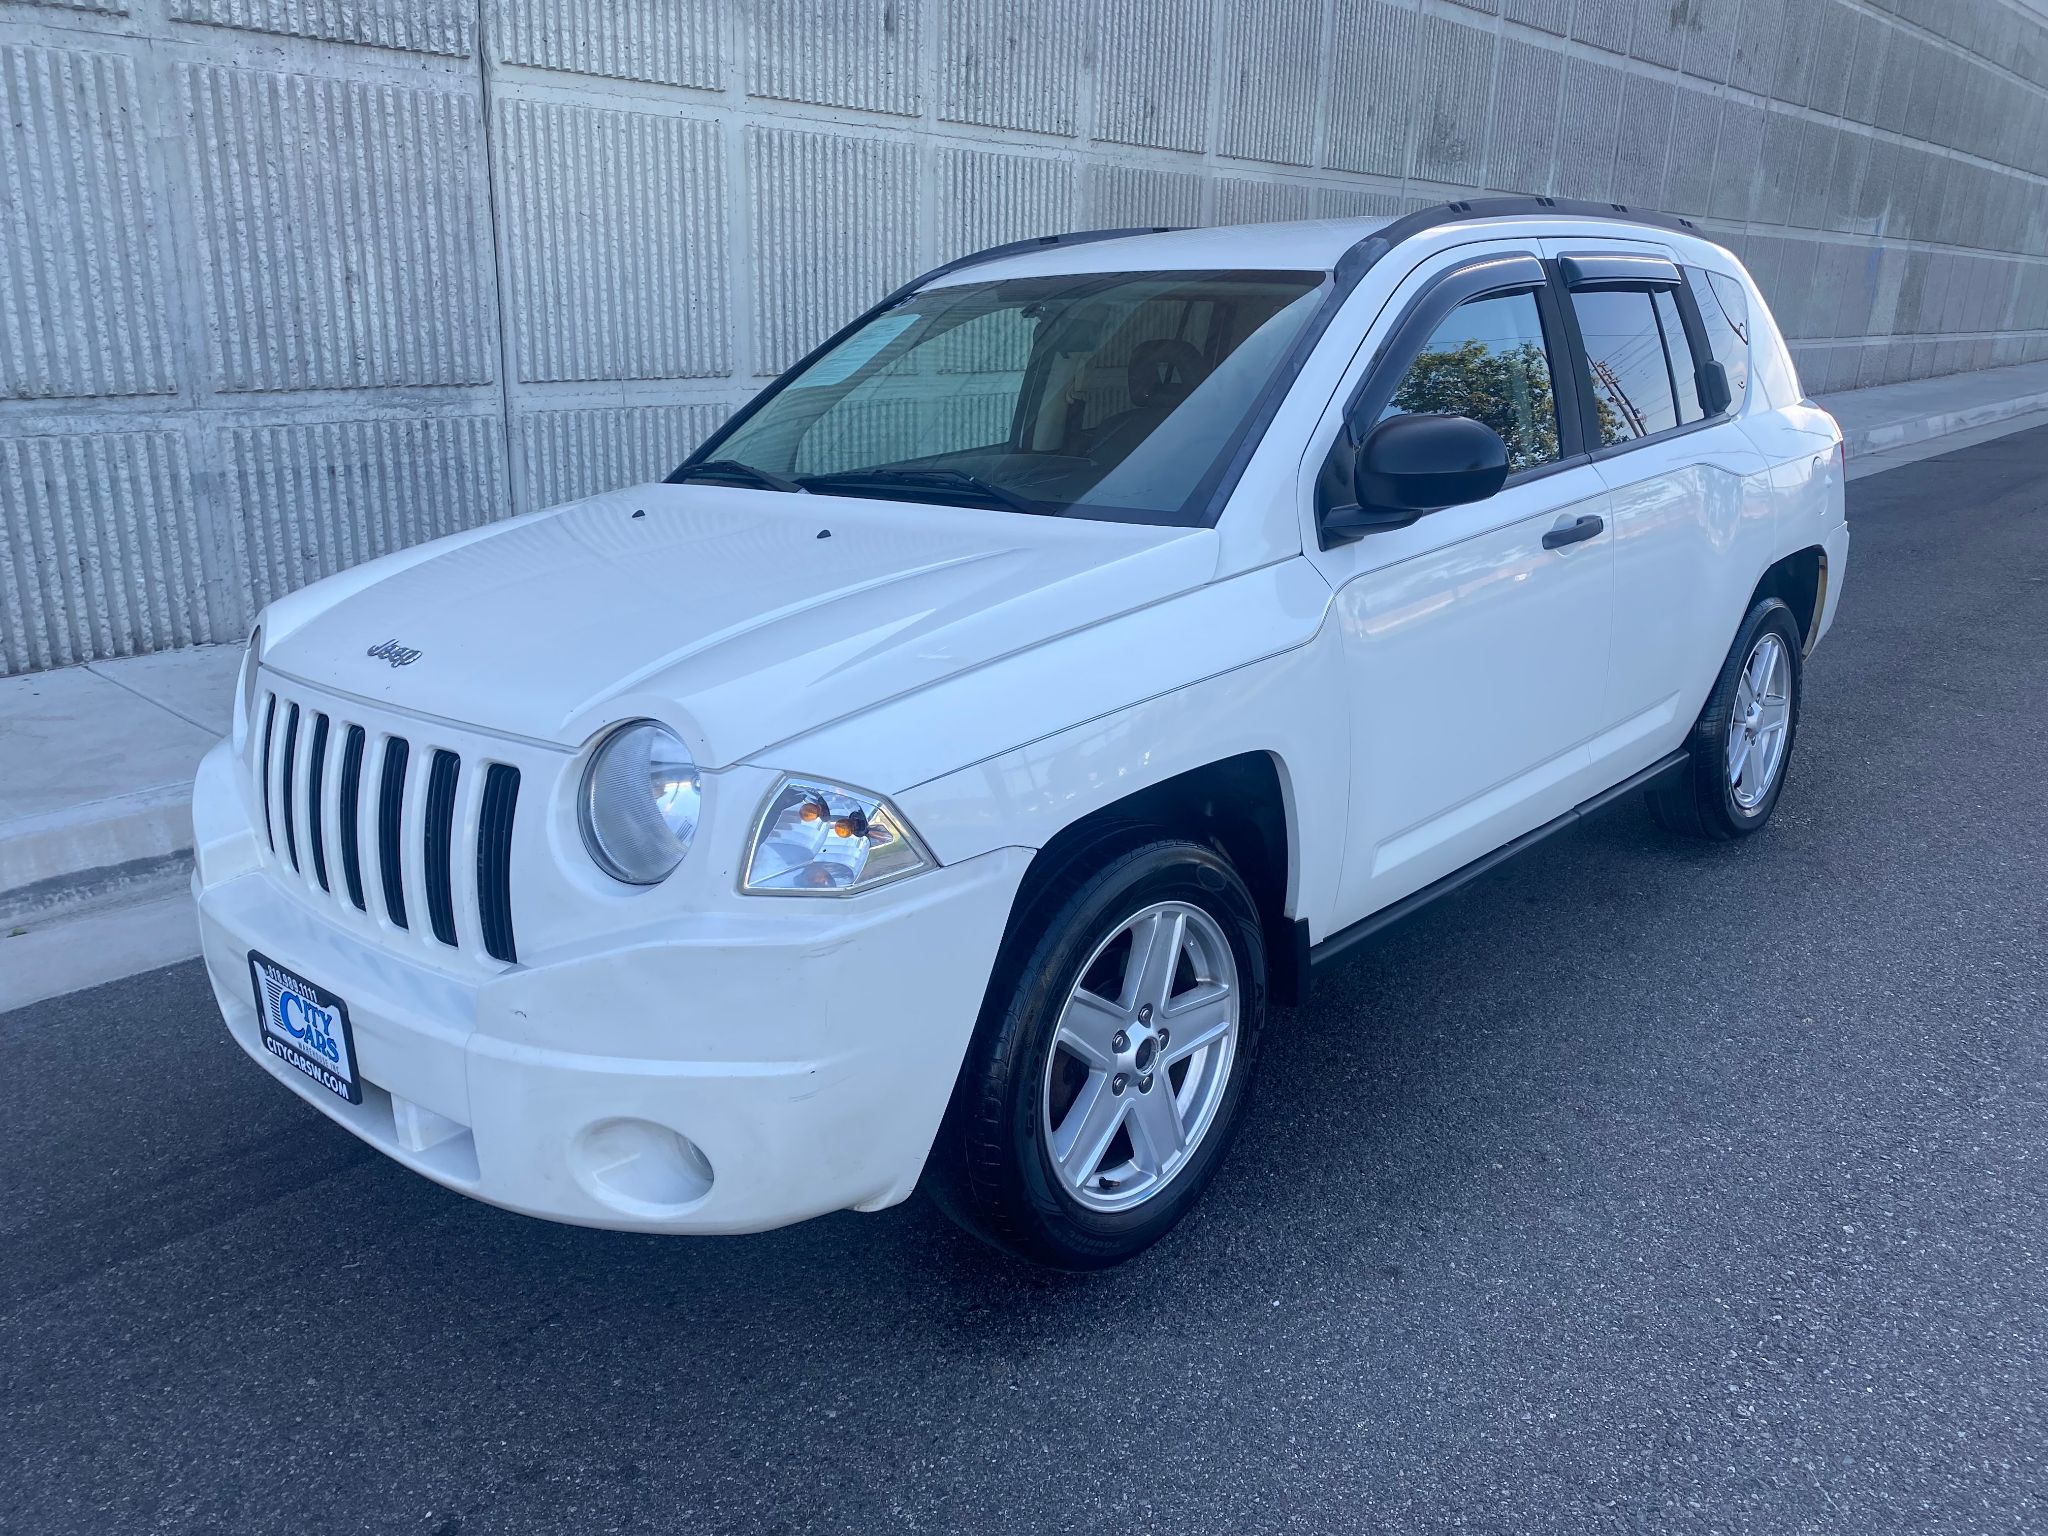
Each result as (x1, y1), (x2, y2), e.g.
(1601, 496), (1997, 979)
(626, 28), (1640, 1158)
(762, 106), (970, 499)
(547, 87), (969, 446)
(1305, 248), (1619, 931)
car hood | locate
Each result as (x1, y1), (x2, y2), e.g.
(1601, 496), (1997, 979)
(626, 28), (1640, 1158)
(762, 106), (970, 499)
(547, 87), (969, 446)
(263, 483), (1219, 768)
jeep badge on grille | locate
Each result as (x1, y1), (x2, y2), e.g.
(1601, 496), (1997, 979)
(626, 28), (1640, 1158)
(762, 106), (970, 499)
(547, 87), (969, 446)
(366, 638), (422, 667)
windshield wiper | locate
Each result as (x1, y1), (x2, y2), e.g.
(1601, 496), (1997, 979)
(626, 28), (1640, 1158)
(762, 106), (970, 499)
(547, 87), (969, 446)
(799, 468), (1051, 516)
(670, 458), (808, 494)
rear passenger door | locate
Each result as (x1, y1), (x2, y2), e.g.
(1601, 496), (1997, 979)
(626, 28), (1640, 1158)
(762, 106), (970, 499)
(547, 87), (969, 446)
(1544, 242), (1774, 776)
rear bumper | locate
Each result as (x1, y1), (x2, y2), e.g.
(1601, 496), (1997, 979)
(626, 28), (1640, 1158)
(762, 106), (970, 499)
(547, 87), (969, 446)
(193, 741), (1030, 1234)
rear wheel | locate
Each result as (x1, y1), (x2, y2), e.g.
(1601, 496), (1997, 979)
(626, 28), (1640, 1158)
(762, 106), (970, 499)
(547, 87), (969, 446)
(930, 839), (1267, 1269)
(1650, 596), (1803, 840)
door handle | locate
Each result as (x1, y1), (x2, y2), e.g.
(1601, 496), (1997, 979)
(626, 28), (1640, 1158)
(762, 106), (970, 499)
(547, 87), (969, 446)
(1541, 513), (1604, 550)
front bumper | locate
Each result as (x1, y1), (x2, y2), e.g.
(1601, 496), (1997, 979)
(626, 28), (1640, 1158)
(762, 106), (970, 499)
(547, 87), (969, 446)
(193, 740), (1030, 1234)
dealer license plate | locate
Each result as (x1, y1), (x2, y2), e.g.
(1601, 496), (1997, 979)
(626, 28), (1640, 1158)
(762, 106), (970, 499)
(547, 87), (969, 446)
(248, 951), (361, 1105)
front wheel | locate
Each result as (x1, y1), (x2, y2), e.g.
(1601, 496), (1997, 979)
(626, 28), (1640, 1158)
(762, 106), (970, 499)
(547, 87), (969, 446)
(1650, 596), (1803, 840)
(929, 839), (1267, 1269)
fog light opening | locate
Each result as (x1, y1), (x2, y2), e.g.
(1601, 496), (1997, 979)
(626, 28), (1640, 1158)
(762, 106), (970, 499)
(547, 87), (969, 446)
(572, 1118), (715, 1216)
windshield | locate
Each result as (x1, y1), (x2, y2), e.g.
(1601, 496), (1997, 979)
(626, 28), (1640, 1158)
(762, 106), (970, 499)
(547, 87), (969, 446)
(687, 269), (1326, 525)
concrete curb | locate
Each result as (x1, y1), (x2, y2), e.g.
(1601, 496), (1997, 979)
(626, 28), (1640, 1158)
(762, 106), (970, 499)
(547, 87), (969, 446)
(0, 785), (194, 924)
(1840, 388), (2048, 458)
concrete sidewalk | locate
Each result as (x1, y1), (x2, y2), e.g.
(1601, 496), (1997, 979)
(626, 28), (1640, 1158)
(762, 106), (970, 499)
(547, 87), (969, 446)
(1, 645), (243, 1006)
(5, 359), (2048, 1008)
(1830, 358), (2048, 478)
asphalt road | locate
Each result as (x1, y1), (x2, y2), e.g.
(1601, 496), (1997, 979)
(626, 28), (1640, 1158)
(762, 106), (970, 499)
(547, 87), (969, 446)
(6, 427), (2046, 1536)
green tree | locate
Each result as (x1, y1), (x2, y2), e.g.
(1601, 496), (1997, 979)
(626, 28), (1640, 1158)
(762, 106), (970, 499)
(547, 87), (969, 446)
(1391, 339), (1559, 470)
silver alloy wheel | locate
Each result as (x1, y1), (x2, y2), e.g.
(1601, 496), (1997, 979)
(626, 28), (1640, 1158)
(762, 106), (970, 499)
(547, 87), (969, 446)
(1728, 632), (1792, 810)
(1041, 900), (1240, 1214)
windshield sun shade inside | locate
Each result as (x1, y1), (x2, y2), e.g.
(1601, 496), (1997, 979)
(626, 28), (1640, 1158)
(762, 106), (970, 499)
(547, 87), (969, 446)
(702, 269), (1327, 527)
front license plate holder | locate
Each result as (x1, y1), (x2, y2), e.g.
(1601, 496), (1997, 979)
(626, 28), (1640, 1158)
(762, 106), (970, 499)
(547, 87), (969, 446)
(248, 950), (362, 1105)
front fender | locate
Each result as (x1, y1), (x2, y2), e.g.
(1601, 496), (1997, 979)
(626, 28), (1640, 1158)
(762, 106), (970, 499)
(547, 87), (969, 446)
(750, 559), (1349, 934)
(894, 637), (1350, 938)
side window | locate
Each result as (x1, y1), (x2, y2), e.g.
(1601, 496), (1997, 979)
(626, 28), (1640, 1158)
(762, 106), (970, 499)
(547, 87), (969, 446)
(1379, 289), (1561, 472)
(1568, 288), (1680, 446)
(1687, 267), (1751, 411)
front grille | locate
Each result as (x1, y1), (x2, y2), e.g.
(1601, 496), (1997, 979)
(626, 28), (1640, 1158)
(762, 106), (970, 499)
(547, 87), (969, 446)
(259, 695), (278, 850)
(279, 703), (301, 872)
(337, 726), (367, 912)
(378, 737), (410, 930)
(306, 713), (331, 892)
(477, 764), (521, 964)
(254, 686), (522, 965)
(423, 750), (461, 947)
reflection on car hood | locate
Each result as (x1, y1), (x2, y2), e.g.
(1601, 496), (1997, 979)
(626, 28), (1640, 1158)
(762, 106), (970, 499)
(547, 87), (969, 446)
(263, 484), (1218, 767)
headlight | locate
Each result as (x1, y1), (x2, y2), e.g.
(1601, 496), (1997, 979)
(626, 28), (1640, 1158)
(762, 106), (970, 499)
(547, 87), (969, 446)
(743, 778), (932, 895)
(580, 721), (701, 885)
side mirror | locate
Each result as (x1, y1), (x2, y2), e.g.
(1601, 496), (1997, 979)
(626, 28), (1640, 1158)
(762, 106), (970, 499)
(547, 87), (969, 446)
(1696, 359), (1733, 417)
(1323, 413), (1510, 540)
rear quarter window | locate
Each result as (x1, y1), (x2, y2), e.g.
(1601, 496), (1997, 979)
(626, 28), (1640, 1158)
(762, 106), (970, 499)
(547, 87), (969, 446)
(1686, 266), (1750, 411)
(1707, 263), (1804, 407)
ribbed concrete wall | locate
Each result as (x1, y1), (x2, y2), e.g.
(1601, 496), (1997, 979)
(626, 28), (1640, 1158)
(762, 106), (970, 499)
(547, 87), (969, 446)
(2, 0), (2045, 675)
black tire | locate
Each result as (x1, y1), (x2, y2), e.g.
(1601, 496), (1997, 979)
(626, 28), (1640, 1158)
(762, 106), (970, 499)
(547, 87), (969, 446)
(1649, 595), (1804, 840)
(929, 838), (1268, 1269)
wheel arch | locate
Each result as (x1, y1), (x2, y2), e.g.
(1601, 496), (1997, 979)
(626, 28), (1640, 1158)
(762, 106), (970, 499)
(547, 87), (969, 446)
(1751, 543), (1827, 655)
(992, 751), (1306, 1010)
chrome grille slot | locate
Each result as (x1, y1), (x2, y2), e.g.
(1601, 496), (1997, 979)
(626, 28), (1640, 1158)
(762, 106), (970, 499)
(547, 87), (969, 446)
(245, 680), (525, 969)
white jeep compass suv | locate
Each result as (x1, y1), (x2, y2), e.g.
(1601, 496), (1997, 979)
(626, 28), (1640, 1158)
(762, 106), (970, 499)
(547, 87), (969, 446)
(194, 198), (1848, 1268)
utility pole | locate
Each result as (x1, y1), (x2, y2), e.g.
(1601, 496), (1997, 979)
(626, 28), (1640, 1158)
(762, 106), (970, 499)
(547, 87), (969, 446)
(1590, 358), (1648, 439)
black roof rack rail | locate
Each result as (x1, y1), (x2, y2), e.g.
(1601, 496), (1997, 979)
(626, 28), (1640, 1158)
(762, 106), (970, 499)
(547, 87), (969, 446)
(1371, 194), (1707, 251)
(1314, 195), (1710, 304)
(671, 226), (1177, 477)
